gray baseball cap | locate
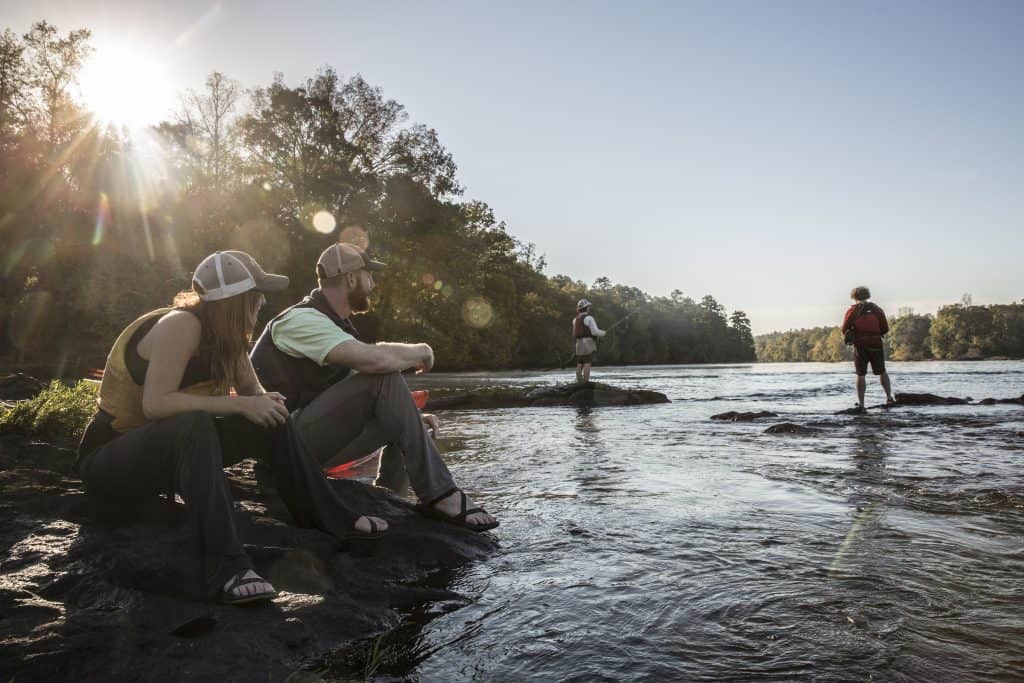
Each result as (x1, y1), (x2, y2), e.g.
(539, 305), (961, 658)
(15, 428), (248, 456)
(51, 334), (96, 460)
(316, 243), (386, 278)
(192, 251), (289, 301)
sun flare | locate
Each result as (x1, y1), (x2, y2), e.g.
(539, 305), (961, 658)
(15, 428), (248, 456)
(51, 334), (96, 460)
(78, 40), (175, 131)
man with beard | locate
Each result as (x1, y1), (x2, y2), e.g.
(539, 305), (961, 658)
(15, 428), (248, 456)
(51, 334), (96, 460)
(250, 243), (498, 532)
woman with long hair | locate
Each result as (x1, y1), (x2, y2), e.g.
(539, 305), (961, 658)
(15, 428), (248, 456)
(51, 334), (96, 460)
(77, 251), (387, 604)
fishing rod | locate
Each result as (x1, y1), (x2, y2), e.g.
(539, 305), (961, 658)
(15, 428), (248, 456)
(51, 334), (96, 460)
(606, 311), (636, 331)
(555, 310), (638, 369)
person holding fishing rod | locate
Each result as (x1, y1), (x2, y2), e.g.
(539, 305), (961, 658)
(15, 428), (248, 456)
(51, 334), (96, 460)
(573, 299), (607, 384)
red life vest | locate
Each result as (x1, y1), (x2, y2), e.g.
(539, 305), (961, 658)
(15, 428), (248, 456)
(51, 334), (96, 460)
(574, 312), (594, 339)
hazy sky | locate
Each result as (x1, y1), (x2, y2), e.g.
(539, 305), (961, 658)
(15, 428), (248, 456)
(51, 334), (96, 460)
(4, 1), (1022, 333)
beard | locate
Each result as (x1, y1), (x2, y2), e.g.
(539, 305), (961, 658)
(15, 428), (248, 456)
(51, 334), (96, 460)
(348, 282), (372, 314)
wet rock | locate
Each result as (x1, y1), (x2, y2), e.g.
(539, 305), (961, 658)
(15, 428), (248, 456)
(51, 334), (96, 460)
(764, 422), (821, 435)
(426, 382), (669, 410)
(0, 436), (498, 682)
(893, 393), (971, 406)
(835, 406), (867, 415)
(710, 410), (778, 422)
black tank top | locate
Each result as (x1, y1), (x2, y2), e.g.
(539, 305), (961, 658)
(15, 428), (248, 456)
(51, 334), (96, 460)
(125, 311), (212, 386)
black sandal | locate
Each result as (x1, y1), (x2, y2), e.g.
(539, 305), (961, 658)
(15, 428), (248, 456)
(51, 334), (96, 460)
(220, 570), (277, 605)
(419, 489), (499, 533)
(340, 516), (389, 541)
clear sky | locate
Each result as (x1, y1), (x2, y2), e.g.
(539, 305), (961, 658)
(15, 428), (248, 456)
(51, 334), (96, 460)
(4, 0), (1022, 333)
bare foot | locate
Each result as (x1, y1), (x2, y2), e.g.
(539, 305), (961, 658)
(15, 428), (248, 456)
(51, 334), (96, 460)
(354, 515), (388, 534)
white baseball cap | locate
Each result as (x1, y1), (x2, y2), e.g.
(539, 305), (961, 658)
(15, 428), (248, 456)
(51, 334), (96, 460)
(192, 251), (289, 302)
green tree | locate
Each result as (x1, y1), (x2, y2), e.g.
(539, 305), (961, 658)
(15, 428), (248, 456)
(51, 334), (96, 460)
(888, 312), (932, 360)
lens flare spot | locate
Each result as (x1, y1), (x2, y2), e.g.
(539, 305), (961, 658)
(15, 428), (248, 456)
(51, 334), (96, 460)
(313, 211), (336, 234)
(339, 225), (369, 250)
(92, 193), (110, 246)
(462, 297), (494, 329)
(3, 241), (29, 277)
(422, 273), (435, 286)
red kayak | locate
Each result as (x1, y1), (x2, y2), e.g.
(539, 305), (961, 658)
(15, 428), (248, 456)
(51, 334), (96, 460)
(323, 390), (429, 479)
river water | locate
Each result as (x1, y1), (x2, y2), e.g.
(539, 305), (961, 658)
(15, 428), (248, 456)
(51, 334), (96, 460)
(353, 362), (1024, 681)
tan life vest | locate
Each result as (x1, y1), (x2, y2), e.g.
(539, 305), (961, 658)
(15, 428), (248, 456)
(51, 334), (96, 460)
(97, 308), (220, 432)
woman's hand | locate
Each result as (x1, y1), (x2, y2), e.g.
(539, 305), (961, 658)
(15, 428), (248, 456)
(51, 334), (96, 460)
(264, 391), (287, 405)
(239, 394), (289, 427)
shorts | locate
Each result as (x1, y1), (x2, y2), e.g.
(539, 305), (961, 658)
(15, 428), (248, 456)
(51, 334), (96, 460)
(576, 353), (595, 365)
(854, 346), (886, 376)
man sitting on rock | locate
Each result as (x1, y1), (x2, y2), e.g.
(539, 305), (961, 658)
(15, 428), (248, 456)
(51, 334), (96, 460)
(841, 286), (895, 411)
(251, 243), (498, 532)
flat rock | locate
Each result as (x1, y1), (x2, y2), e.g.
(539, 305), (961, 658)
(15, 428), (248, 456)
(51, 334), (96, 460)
(710, 410), (778, 422)
(0, 438), (497, 682)
(893, 392), (971, 406)
(426, 382), (669, 410)
(764, 422), (821, 435)
(978, 395), (1024, 406)
(836, 392), (982, 414)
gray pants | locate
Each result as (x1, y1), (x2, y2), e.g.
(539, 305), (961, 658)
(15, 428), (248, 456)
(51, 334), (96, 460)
(295, 372), (456, 504)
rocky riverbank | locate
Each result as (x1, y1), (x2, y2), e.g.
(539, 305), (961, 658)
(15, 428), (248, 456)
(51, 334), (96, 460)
(0, 376), (500, 681)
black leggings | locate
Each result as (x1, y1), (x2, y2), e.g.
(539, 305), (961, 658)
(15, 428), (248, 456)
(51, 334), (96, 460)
(79, 411), (362, 598)
(80, 412), (254, 597)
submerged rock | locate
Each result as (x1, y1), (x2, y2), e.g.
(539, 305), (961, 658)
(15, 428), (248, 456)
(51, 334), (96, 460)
(710, 410), (778, 422)
(831, 405), (864, 417)
(0, 437), (497, 682)
(764, 422), (821, 435)
(978, 395), (1024, 406)
(426, 382), (669, 410)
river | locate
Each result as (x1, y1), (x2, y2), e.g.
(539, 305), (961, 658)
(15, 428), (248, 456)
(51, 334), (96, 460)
(338, 361), (1024, 681)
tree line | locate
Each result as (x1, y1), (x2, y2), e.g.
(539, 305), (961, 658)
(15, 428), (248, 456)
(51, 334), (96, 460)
(755, 301), (1024, 362)
(0, 22), (755, 376)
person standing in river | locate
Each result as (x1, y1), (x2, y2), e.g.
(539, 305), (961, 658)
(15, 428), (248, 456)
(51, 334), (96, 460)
(841, 286), (895, 411)
(573, 298), (607, 384)
(250, 242), (498, 532)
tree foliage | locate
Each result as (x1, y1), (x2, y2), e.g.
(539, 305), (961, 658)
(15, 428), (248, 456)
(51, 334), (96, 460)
(756, 302), (1024, 362)
(0, 22), (755, 375)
